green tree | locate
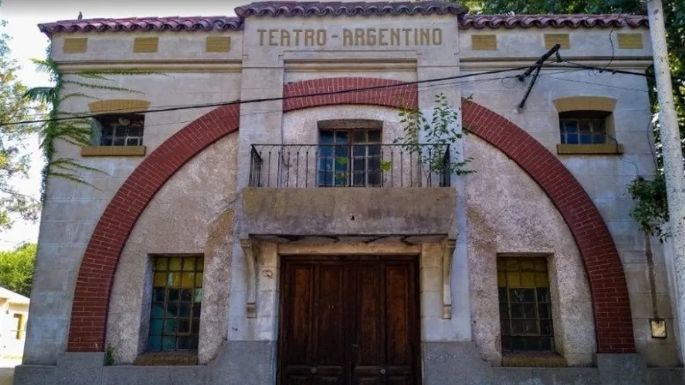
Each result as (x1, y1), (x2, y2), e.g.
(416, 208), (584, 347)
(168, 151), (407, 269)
(0, 243), (36, 297)
(0, 9), (41, 231)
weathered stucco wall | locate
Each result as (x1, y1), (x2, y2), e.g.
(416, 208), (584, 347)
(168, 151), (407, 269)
(24, 71), (240, 364)
(107, 134), (238, 364)
(465, 136), (596, 366)
(460, 68), (680, 366)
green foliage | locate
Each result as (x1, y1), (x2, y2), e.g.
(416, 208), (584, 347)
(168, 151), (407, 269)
(25, 57), (101, 197)
(477, 0), (642, 14)
(0, 18), (41, 231)
(394, 93), (472, 176)
(104, 345), (115, 366)
(24, 56), (144, 197)
(628, 175), (669, 241)
(0, 243), (36, 297)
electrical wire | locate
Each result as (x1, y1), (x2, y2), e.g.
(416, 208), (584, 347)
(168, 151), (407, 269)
(1, 62), (669, 127)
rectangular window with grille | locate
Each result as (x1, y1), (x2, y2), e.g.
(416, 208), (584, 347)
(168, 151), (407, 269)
(91, 114), (145, 146)
(559, 110), (609, 145)
(497, 257), (554, 352)
(318, 128), (382, 187)
(148, 255), (203, 352)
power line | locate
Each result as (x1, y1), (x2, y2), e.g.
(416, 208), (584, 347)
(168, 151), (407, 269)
(0, 63), (666, 127)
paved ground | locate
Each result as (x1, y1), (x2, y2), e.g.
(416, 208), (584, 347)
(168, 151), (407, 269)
(0, 367), (13, 385)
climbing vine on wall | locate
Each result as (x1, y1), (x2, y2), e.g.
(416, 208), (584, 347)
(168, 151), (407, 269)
(24, 52), (145, 198)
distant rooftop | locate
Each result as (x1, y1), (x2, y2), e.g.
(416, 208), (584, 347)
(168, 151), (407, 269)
(0, 287), (29, 305)
(38, 1), (648, 37)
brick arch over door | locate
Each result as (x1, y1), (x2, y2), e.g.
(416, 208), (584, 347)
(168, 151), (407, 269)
(69, 77), (634, 354)
(283, 77), (635, 353)
(67, 105), (239, 352)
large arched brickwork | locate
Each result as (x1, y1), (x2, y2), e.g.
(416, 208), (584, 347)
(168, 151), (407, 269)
(67, 105), (239, 352)
(282, 78), (635, 353)
(68, 77), (634, 354)
(461, 100), (634, 353)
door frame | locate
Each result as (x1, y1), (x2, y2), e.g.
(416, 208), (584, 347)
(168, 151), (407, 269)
(276, 254), (422, 385)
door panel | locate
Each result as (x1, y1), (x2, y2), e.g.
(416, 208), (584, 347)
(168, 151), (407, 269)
(279, 256), (419, 385)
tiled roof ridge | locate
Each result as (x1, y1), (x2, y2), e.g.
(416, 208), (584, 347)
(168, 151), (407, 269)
(461, 13), (648, 29)
(38, 16), (243, 37)
(38, 4), (649, 37)
(234, 1), (468, 18)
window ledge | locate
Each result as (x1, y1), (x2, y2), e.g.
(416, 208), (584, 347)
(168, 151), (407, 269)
(556, 143), (623, 155)
(133, 351), (198, 366)
(502, 352), (567, 367)
(81, 145), (146, 157)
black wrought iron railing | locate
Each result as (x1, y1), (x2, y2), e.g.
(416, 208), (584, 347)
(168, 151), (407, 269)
(249, 143), (451, 188)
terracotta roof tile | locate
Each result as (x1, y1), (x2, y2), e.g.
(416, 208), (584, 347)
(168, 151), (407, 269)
(460, 14), (648, 30)
(234, 1), (467, 18)
(37, 3), (649, 37)
(38, 16), (243, 37)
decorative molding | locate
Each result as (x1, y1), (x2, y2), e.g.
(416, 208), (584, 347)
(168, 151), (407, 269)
(88, 99), (151, 114)
(240, 239), (258, 318)
(471, 34), (497, 50)
(553, 96), (616, 113)
(442, 239), (456, 319)
(618, 33), (644, 49)
(133, 37), (159, 53)
(63, 38), (88, 53)
(59, 60), (243, 74)
(544, 33), (570, 49)
(81, 145), (146, 157)
(206, 36), (231, 52)
(557, 143), (624, 155)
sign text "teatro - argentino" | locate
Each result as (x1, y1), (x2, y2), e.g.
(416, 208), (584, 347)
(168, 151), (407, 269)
(257, 28), (443, 47)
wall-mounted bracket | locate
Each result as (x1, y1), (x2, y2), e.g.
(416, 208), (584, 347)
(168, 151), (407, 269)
(442, 239), (456, 319)
(240, 239), (257, 318)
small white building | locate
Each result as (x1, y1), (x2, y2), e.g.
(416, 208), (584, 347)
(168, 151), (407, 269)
(0, 287), (29, 366)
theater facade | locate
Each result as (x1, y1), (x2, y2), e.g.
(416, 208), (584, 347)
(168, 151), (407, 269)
(17, 2), (684, 385)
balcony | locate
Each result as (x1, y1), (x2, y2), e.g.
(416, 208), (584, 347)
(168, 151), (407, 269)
(248, 143), (451, 188)
(242, 143), (457, 238)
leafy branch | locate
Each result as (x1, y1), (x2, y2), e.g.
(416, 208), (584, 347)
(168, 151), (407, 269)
(628, 174), (670, 241)
(394, 93), (473, 176)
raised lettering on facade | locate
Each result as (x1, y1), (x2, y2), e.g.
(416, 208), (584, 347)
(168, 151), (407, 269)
(257, 27), (443, 47)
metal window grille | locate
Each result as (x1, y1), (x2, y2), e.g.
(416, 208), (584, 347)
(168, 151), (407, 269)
(559, 111), (609, 145)
(497, 257), (554, 352)
(92, 114), (145, 146)
(148, 255), (203, 352)
(317, 128), (382, 187)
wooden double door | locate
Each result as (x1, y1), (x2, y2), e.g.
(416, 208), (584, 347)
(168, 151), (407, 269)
(278, 255), (420, 385)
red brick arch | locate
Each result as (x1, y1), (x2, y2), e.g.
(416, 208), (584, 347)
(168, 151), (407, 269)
(69, 77), (634, 354)
(283, 77), (635, 353)
(461, 100), (635, 353)
(67, 105), (239, 352)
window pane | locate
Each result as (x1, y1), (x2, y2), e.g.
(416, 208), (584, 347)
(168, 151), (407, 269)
(498, 257), (554, 352)
(318, 127), (383, 187)
(334, 131), (348, 143)
(148, 336), (161, 351)
(368, 130), (381, 142)
(320, 131), (333, 144)
(149, 256), (203, 352)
